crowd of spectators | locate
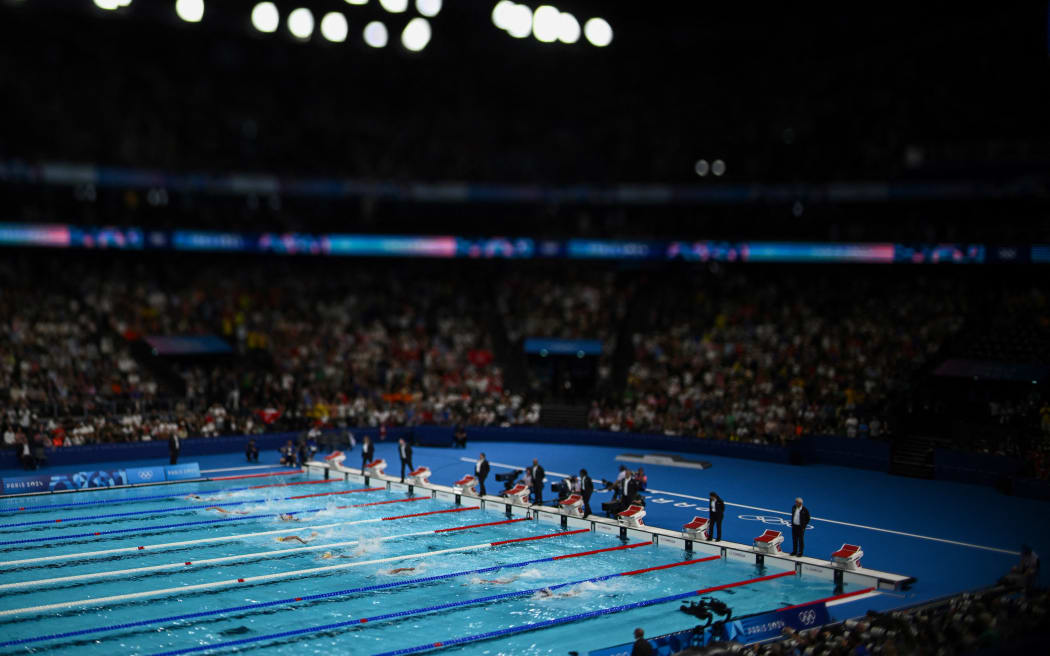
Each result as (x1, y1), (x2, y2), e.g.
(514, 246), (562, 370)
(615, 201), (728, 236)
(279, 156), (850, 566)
(588, 270), (966, 443)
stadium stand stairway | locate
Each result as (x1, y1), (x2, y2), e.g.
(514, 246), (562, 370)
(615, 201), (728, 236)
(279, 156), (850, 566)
(890, 435), (945, 478)
(538, 404), (589, 429)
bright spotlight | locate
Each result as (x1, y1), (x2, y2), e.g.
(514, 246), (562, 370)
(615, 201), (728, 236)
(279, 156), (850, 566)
(251, 2), (279, 33)
(94, 0), (131, 10)
(532, 5), (559, 43)
(401, 16), (431, 51)
(319, 12), (348, 42)
(175, 0), (204, 23)
(505, 3), (532, 39)
(344, 0), (368, 5)
(415, 0), (441, 17)
(583, 17), (612, 46)
(491, 1), (515, 31)
(712, 159), (726, 176)
(363, 21), (389, 47)
(287, 7), (314, 39)
(694, 160), (709, 177)
(379, 0), (407, 13)
(557, 12), (580, 43)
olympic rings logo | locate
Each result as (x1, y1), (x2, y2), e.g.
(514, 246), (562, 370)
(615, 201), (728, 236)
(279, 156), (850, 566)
(738, 514), (814, 530)
(798, 609), (818, 625)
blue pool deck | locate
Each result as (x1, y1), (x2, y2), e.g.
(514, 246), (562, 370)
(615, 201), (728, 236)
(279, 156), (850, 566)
(3, 438), (1047, 636)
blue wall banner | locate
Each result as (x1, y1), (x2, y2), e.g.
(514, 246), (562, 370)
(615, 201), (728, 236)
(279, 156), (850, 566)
(125, 466), (168, 485)
(164, 463), (201, 481)
(0, 474), (52, 495)
(589, 601), (830, 655)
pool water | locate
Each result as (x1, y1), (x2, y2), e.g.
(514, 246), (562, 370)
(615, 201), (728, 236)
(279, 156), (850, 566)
(0, 474), (851, 655)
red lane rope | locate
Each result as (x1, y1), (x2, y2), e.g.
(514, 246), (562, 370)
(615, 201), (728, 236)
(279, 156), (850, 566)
(489, 528), (589, 546)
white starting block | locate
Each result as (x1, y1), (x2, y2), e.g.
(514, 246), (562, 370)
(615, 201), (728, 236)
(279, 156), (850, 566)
(558, 494), (584, 517)
(831, 543), (864, 570)
(408, 466), (431, 486)
(683, 516), (710, 540)
(502, 483), (531, 506)
(617, 504), (646, 528)
(453, 475), (477, 495)
(753, 529), (784, 554)
(324, 451), (346, 468)
(363, 459), (387, 477)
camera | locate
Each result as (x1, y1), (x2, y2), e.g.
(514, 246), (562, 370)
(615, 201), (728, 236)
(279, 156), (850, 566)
(494, 470), (521, 483)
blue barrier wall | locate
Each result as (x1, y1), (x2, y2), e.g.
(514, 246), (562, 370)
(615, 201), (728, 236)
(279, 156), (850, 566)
(933, 449), (1022, 487)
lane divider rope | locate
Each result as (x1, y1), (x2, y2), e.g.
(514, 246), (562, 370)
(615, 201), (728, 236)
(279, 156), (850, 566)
(0, 479), (340, 515)
(0, 497), (431, 547)
(0, 518), (531, 590)
(0, 506), (479, 568)
(150, 553), (735, 656)
(0, 528), (591, 617)
(369, 570), (798, 656)
(0, 540), (654, 649)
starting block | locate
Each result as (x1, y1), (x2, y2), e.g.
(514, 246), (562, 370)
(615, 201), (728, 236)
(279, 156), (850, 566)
(830, 543), (864, 570)
(558, 494), (584, 517)
(617, 504), (646, 528)
(363, 459), (387, 477)
(683, 516), (710, 540)
(453, 475), (477, 495)
(502, 483), (531, 506)
(324, 451), (346, 468)
(409, 466), (431, 486)
(753, 529), (784, 554)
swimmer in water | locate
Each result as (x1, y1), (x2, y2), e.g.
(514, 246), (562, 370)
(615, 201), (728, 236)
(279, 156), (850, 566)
(321, 552), (354, 560)
(469, 576), (519, 585)
(385, 567), (416, 575)
(278, 513), (301, 522)
(276, 531), (319, 544)
(536, 587), (581, 599)
(206, 506), (250, 515)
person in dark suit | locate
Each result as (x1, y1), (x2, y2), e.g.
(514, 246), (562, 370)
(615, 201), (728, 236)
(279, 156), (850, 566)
(631, 628), (654, 656)
(245, 439), (259, 462)
(789, 497), (811, 556)
(361, 436), (374, 472)
(398, 437), (413, 481)
(168, 434), (180, 465)
(528, 459), (545, 505)
(475, 453), (490, 496)
(708, 491), (725, 541)
(579, 468), (594, 517)
(453, 425), (467, 449)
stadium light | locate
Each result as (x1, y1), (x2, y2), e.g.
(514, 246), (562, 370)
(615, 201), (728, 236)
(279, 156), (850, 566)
(94, 0), (132, 10)
(505, 3), (532, 39)
(557, 12), (580, 44)
(415, 0), (441, 18)
(175, 0), (204, 23)
(379, 0), (407, 13)
(694, 160), (709, 177)
(363, 21), (389, 47)
(287, 7), (314, 39)
(583, 17), (612, 46)
(532, 5), (559, 43)
(712, 159), (726, 176)
(344, 0), (368, 5)
(320, 12), (348, 42)
(401, 17), (431, 52)
(491, 1), (514, 31)
(251, 2), (279, 33)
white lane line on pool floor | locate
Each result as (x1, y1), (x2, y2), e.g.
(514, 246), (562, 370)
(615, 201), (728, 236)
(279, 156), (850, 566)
(0, 507), (479, 567)
(199, 465), (287, 474)
(0, 529), (587, 617)
(645, 488), (1020, 556)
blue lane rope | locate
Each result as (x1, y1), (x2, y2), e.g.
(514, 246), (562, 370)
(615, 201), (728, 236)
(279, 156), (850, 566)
(0, 543), (651, 648)
(0, 483), (273, 514)
(0, 510), (321, 546)
(0, 486), (377, 529)
(147, 560), (665, 656)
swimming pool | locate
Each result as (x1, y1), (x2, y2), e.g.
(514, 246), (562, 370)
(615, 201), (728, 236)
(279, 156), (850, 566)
(0, 472), (857, 655)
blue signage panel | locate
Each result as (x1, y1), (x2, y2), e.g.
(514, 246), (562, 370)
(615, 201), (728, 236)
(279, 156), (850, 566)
(0, 474), (52, 495)
(165, 462), (201, 481)
(524, 338), (603, 356)
(125, 466), (168, 485)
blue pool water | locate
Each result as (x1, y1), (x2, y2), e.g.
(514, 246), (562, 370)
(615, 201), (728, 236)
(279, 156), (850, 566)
(0, 473), (853, 655)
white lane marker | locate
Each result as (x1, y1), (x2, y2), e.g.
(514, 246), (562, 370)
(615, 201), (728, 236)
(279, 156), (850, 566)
(644, 488), (1020, 556)
(0, 528), (435, 590)
(827, 591), (882, 607)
